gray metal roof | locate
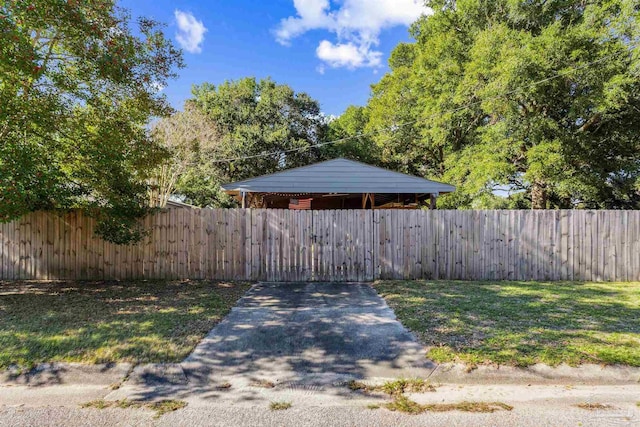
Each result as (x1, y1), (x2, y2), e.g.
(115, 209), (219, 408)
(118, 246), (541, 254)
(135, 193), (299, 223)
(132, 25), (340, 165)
(221, 158), (455, 194)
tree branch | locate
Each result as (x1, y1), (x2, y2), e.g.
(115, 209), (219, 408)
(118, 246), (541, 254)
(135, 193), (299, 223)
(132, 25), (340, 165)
(577, 112), (602, 132)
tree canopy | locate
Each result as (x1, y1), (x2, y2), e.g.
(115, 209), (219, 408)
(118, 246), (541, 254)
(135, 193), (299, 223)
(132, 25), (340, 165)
(321, 106), (381, 166)
(5, 0), (637, 221)
(333, 0), (640, 209)
(150, 102), (233, 208)
(171, 77), (327, 207)
(0, 0), (183, 242)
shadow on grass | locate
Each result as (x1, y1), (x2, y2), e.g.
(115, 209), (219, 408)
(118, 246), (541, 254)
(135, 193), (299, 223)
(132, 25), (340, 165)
(374, 280), (640, 366)
(0, 280), (252, 373)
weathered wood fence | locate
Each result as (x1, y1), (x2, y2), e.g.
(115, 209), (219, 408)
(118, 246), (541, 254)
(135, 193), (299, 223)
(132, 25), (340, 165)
(1, 209), (638, 282)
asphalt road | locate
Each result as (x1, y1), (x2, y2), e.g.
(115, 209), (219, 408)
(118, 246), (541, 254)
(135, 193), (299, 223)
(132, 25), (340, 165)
(2, 383), (639, 427)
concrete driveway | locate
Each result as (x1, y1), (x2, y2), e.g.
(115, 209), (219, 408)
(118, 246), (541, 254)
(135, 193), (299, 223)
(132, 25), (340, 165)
(181, 282), (435, 383)
(9, 282), (640, 426)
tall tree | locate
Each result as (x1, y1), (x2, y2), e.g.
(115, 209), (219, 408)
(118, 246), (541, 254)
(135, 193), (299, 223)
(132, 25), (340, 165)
(0, 0), (183, 242)
(364, 0), (640, 209)
(366, 42), (440, 178)
(149, 104), (222, 208)
(181, 77), (327, 206)
(320, 105), (382, 165)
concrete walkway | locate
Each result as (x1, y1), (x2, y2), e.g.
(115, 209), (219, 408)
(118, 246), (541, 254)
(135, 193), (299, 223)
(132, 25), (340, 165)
(183, 282), (436, 381)
(104, 282), (639, 403)
(3, 282), (640, 426)
(107, 282), (436, 402)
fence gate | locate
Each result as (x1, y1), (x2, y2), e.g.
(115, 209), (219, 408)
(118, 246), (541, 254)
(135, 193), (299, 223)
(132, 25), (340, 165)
(310, 210), (374, 282)
(251, 210), (313, 282)
(251, 209), (374, 282)
(2, 209), (640, 282)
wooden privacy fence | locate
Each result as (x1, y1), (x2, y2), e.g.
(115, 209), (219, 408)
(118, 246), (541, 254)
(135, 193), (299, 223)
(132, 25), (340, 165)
(1, 209), (639, 282)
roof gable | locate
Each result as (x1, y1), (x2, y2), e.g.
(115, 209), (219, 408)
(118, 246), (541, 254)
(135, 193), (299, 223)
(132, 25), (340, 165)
(221, 158), (455, 194)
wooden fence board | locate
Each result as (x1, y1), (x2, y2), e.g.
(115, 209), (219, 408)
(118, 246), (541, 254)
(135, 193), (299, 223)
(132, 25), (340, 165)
(1, 209), (638, 282)
(1, 222), (7, 280)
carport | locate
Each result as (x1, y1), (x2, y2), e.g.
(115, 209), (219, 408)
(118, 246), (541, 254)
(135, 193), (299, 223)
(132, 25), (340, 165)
(221, 158), (455, 210)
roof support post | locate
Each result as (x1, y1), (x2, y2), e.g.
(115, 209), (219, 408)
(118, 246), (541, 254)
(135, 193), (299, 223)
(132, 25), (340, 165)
(362, 193), (375, 209)
(430, 193), (438, 210)
(241, 191), (247, 209)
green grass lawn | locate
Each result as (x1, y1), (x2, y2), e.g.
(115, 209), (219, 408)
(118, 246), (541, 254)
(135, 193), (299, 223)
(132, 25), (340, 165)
(0, 280), (252, 370)
(374, 281), (640, 367)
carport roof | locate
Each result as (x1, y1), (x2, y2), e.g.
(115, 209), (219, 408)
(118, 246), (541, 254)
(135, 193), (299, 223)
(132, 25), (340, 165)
(221, 158), (455, 194)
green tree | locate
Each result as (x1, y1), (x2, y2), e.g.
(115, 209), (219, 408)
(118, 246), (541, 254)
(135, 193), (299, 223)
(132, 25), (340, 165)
(366, 42), (440, 178)
(149, 104), (225, 208)
(320, 105), (382, 165)
(0, 0), (183, 243)
(364, 0), (640, 209)
(182, 77), (327, 206)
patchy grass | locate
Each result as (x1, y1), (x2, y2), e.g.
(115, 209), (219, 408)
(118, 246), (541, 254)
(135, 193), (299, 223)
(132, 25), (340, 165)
(374, 280), (640, 367)
(81, 399), (111, 410)
(348, 378), (436, 395)
(384, 395), (424, 414)
(347, 380), (368, 392)
(574, 403), (616, 410)
(149, 400), (188, 418)
(270, 401), (292, 411)
(379, 378), (437, 395)
(366, 404), (380, 410)
(384, 395), (513, 415)
(0, 280), (251, 369)
(81, 399), (187, 418)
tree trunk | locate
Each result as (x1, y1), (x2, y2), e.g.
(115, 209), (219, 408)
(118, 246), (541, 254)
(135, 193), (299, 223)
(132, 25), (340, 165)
(531, 181), (548, 209)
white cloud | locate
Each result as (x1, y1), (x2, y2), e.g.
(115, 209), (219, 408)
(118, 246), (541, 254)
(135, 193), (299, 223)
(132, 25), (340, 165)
(174, 10), (207, 54)
(275, 0), (333, 44)
(316, 40), (382, 69)
(275, 0), (429, 70)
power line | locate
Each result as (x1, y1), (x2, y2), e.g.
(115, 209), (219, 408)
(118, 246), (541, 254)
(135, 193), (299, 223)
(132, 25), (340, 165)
(211, 47), (634, 164)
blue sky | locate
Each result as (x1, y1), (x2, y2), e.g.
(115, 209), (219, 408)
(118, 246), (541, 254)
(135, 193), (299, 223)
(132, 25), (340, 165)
(118, 0), (429, 116)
